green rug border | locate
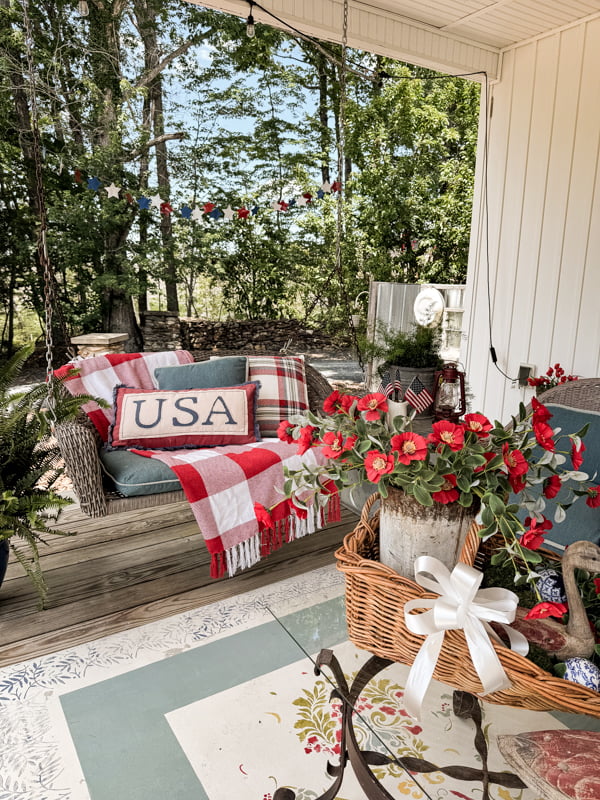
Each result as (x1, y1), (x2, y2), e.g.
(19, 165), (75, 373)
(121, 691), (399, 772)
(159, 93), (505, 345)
(60, 597), (347, 800)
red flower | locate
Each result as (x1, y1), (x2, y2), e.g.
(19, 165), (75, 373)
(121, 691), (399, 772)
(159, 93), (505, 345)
(463, 413), (492, 438)
(323, 390), (348, 415)
(571, 440), (586, 470)
(502, 443), (528, 476)
(321, 431), (345, 459)
(524, 515), (553, 532)
(390, 432), (428, 465)
(357, 393), (388, 420)
(339, 434), (358, 458)
(586, 486), (600, 508)
(543, 474), (562, 498)
(531, 396), (552, 424)
(277, 419), (294, 443)
(520, 530), (545, 550)
(509, 473), (527, 493)
(533, 421), (555, 451)
(524, 602), (568, 620)
(297, 425), (317, 455)
(427, 420), (464, 452)
(254, 503), (274, 530)
(364, 450), (395, 483)
(432, 474), (459, 504)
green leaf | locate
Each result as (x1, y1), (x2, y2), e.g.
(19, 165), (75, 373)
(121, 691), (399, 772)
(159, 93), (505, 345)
(413, 484), (433, 507)
(484, 493), (506, 516)
(520, 549), (542, 564)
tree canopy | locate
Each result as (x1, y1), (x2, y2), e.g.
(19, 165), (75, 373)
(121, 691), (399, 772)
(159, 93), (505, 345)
(0, 0), (480, 354)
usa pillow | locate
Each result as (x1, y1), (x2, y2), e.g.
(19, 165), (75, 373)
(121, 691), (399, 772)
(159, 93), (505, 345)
(247, 355), (309, 437)
(108, 382), (260, 449)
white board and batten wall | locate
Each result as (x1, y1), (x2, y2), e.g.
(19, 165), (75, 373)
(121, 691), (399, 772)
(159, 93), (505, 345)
(463, 16), (600, 421)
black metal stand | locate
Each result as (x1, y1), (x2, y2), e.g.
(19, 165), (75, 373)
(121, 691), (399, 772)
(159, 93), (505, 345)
(274, 648), (527, 800)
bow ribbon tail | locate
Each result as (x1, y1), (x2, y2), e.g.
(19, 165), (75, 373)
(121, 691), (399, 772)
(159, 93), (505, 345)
(463, 616), (512, 695)
(403, 629), (446, 720)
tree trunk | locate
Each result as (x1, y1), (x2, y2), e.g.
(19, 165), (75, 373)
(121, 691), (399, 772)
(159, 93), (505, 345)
(134, 0), (179, 314)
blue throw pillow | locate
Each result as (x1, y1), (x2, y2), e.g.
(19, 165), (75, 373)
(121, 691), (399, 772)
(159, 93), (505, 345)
(517, 404), (600, 550)
(154, 356), (247, 390)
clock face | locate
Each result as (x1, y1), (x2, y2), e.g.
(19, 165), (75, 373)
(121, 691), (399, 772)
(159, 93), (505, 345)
(413, 287), (445, 327)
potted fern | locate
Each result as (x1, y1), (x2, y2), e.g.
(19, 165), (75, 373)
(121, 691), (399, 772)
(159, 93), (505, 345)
(0, 346), (96, 608)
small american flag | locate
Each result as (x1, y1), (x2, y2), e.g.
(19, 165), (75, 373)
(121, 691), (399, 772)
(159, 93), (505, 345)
(378, 370), (394, 398)
(392, 368), (403, 400)
(404, 375), (434, 413)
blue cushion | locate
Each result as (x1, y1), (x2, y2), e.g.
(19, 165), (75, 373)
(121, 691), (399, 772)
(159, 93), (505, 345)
(518, 404), (600, 550)
(100, 449), (181, 497)
(154, 357), (247, 391)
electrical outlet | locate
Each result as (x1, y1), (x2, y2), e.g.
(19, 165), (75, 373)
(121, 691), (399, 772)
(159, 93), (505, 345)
(518, 364), (535, 387)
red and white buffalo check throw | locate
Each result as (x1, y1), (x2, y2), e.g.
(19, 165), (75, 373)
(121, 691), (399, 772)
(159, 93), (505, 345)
(132, 440), (340, 578)
(54, 350), (194, 441)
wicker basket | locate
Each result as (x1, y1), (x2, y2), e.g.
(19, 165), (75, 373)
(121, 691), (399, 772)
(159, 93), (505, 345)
(335, 494), (600, 718)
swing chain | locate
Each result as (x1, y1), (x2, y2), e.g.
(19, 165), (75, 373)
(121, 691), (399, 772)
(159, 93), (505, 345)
(334, 0), (365, 375)
(20, 0), (69, 419)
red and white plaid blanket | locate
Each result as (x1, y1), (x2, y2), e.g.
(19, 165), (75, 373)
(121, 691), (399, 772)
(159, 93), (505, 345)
(132, 440), (340, 578)
(55, 350), (193, 440)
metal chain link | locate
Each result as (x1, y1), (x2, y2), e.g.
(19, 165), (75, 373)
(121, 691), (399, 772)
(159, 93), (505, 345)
(21, 0), (61, 418)
(334, 0), (365, 376)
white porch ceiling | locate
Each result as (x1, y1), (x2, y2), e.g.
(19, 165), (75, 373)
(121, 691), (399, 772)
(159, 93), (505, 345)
(185, 0), (600, 79)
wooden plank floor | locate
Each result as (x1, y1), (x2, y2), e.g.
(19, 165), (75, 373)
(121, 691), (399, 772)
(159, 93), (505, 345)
(0, 501), (358, 668)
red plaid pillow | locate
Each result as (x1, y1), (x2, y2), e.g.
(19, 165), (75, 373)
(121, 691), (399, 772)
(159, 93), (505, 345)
(247, 355), (309, 437)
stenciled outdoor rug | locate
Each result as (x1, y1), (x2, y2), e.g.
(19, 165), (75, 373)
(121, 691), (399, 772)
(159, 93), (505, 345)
(0, 564), (596, 800)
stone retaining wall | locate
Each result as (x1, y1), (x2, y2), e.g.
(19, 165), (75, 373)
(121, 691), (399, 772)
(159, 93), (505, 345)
(140, 311), (347, 355)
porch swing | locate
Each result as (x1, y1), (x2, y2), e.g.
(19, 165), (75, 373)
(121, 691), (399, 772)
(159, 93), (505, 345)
(23, 1), (350, 519)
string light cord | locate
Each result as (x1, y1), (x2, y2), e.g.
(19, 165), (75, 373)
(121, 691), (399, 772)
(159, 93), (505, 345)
(246, 1), (488, 84)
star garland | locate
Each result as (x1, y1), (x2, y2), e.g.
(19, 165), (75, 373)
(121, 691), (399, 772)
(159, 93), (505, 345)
(75, 171), (341, 222)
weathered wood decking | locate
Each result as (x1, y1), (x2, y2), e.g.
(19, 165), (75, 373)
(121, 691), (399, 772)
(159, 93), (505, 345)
(0, 501), (358, 668)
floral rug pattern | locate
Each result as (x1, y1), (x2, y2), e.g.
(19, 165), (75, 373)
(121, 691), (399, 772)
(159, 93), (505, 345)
(285, 662), (537, 800)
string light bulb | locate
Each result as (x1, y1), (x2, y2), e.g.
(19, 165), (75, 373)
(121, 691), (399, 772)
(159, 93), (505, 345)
(246, 1), (256, 38)
(78, 0), (89, 17)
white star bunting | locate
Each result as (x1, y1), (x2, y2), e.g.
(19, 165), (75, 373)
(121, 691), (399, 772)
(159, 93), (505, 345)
(150, 193), (162, 209)
(105, 182), (121, 198)
(296, 195), (308, 206)
(222, 205), (235, 220)
(191, 206), (203, 222)
(321, 180), (332, 193)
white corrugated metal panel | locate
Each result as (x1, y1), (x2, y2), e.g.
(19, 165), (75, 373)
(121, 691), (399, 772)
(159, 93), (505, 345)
(463, 16), (600, 421)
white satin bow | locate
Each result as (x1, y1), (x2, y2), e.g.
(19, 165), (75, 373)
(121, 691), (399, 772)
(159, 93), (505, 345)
(403, 556), (529, 720)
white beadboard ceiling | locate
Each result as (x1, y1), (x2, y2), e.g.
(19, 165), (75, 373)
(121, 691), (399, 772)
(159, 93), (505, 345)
(184, 0), (600, 78)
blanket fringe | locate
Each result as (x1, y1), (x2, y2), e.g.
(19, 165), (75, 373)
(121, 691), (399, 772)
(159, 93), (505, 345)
(217, 490), (342, 579)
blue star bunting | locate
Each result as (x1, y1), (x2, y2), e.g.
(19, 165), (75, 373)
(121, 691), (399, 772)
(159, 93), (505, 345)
(287, 198), (296, 208)
(209, 208), (223, 219)
(316, 189), (325, 199)
(251, 205), (260, 215)
(180, 205), (192, 219)
(87, 176), (101, 191)
(137, 196), (151, 210)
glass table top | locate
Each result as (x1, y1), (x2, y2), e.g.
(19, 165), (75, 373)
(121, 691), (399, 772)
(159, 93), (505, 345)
(262, 578), (600, 800)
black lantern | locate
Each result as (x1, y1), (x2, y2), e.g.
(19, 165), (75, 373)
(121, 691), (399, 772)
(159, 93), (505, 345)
(433, 363), (466, 423)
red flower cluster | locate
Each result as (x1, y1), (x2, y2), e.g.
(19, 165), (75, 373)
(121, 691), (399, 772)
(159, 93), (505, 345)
(527, 363), (578, 393)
